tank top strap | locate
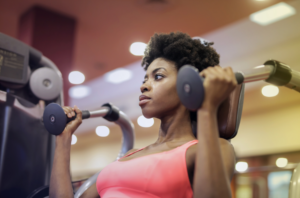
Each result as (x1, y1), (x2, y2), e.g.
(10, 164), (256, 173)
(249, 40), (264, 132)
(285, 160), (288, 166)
(179, 139), (198, 151)
(119, 146), (147, 160)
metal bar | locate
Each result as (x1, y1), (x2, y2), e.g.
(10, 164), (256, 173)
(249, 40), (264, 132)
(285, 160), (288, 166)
(240, 65), (274, 83)
(0, 105), (12, 189)
(89, 107), (109, 118)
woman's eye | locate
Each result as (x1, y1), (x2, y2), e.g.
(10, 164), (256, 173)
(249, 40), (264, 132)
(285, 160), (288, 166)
(155, 74), (163, 80)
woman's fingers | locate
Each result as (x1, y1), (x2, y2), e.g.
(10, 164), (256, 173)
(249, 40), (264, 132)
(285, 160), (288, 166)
(224, 67), (238, 85)
(60, 105), (82, 135)
(200, 66), (236, 84)
(74, 105), (82, 121)
(198, 65), (237, 108)
(62, 106), (75, 118)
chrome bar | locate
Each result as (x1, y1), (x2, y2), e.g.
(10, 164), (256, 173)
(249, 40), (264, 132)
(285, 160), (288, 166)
(89, 107), (109, 118)
(115, 111), (135, 159)
(240, 65), (274, 83)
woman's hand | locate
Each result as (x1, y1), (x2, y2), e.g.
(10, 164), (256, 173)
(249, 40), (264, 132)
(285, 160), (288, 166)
(61, 105), (82, 136)
(199, 66), (237, 112)
(50, 105), (82, 198)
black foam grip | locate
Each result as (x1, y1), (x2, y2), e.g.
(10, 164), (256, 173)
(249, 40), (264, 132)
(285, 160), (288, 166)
(235, 72), (244, 84)
(66, 110), (90, 123)
(82, 110), (90, 119)
(264, 60), (292, 86)
(102, 103), (120, 122)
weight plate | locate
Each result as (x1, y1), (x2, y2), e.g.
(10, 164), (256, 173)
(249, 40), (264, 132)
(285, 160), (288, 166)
(43, 103), (67, 135)
(176, 65), (205, 111)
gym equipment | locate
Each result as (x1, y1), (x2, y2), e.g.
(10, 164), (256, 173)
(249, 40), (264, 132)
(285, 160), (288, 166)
(177, 59), (300, 139)
(0, 33), (63, 103)
(42, 103), (122, 136)
(28, 102), (135, 198)
(177, 59), (300, 111)
(0, 32), (63, 197)
(0, 32), (135, 198)
(289, 163), (300, 198)
(42, 102), (134, 159)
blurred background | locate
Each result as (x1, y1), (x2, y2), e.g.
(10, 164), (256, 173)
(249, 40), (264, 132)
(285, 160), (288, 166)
(1, 0), (300, 197)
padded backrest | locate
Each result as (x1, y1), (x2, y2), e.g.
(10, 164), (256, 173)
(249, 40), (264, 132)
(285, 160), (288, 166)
(217, 83), (245, 139)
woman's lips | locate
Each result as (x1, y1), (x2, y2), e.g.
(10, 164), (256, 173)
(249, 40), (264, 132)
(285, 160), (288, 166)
(139, 99), (150, 106)
(139, 95), (151, 106)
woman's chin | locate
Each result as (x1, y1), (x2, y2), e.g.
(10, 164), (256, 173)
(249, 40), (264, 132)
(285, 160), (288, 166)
(141, 109), (155, 119)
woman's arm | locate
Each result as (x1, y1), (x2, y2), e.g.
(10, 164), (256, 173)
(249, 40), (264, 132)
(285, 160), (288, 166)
(193, 66), (237, 198)
(193, 109), (232, 198)
(50, 133), (74, 198)
(219, 138), (236, 181)
(49, 106), (83, 198)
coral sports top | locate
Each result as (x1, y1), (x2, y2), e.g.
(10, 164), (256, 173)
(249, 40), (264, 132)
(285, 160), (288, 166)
(96, 140), (198, 198)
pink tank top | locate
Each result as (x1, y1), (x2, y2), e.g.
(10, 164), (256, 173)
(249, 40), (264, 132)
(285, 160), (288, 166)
(96, 140), (198, 198)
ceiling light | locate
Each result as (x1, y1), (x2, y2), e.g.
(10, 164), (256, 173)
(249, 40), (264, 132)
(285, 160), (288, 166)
(130, 42), (147, 56)
(96, 126), (110, 137)
(71, 135), (77, 145)
(69, 71), (85, 84)
(235, 162), (248, 172)
(137, 115), (154, 128)
(261, 85), (279, 97)
(276, 158), (288, 168)
(250, 2), (296, 26)
(105, 68), (132, 84)
(69, 85), (91, 99)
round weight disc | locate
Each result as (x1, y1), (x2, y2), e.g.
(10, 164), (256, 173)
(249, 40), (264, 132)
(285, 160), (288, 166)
(29, 67), (63, 101)
(176, 65), (205, 111)
(43, 103), (67, 135)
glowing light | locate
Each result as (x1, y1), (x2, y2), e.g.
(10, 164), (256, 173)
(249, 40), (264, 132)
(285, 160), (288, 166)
(276, 158), (288, 168)
(69, 71), (85, 84)
(69, 85), (91, 99)
(137, 115), (154, 128)
(235, 162), (248, 172)
(96, 126), (110, 137)
(105, 68), (132, 84)
(130, 42), (147, 56)
(262, 85), (279, 97)
(250, 2), (296, 26)
(71, 135), (77, 145)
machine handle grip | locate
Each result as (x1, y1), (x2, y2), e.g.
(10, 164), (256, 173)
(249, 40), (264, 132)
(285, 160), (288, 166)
(66, 110), (90, 123)
(235, 72), (244, 84)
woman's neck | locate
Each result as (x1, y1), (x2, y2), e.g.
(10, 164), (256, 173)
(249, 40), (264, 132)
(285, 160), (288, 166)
(155, 106), (195, 144)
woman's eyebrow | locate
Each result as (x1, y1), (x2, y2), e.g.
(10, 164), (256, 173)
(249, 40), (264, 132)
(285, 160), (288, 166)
(144, 67), (166, 79)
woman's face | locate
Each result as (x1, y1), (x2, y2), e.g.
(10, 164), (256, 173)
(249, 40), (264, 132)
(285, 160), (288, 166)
(139, 57), (183, 119)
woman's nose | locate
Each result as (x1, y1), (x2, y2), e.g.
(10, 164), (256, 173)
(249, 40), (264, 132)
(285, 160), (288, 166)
(140, 82), (150, 93)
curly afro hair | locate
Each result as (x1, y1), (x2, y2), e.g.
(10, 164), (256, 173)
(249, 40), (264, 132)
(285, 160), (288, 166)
(141, 32), (220, 136)
(141, 32), (220, 71)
